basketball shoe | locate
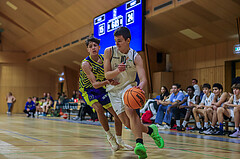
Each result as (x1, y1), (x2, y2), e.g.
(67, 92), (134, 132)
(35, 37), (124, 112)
(118, 140), (134, 151)
(107, 135), (119, 151)
(149, 124), (164, 148)
(134, 143), (147, 159)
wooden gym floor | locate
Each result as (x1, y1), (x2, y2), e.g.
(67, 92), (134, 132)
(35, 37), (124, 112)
(0, 114), (239, 159)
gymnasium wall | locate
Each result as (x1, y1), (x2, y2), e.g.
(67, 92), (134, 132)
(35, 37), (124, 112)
(64, 66), (79, 98)
(0, 51), (58, 114)
(170, 40), (239, 92)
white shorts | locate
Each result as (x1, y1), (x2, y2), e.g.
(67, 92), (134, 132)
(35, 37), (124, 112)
(229, 108), (234, 120)
(108, 84), (132, 115)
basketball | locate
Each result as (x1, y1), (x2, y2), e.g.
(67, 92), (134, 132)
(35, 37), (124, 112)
(123, 87), (145, 109)
(59, 112), (63, 116)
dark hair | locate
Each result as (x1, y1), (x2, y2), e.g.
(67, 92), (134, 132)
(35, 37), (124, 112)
(28, 97), (32, 99)
(231, 83), (240, 89)
(85, 36), (100, 47)
(114, 27), (131, 40)
(213, 83), (223, 90)
(9, 92), (12, 96)
(202, 83), (211, 89)
(161, 86), (170, 97)
(192, 79), (198, 83)
(172, 83), (181, 89)
(187, 86), (195, 91)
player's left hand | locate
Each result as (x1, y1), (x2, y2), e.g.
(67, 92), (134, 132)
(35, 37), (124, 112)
(134, 86), (145, 93)
(108, 79), (120, 85)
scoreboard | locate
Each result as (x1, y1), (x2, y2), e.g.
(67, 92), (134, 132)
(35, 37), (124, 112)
(93, 0), (143, 54)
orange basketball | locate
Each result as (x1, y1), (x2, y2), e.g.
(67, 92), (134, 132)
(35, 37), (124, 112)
(59, 112), (63, 116)
(124, 87), (145, 109)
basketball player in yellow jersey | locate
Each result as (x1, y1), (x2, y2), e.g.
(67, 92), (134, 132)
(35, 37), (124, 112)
(104, 27), (164, 159)
(79, 37), (133, 151)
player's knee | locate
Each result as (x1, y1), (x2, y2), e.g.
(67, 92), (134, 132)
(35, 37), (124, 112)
(207, 108), (212, 114)
(233, 107), (239, 113)
(217, 107), (224, 114)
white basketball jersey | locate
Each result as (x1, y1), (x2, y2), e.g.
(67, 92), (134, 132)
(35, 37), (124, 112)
(187, 95), (197, 106)
(201, 93), (214, 106)
(106, 46), (138, 92)
(233, 95), (240, 106)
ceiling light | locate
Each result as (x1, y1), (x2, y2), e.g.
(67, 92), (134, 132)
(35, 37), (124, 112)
(73, 60), (81, 65)
(49, 67), (58, 73)
(179, 29), (202, 39)
(6, 1), (18, 10)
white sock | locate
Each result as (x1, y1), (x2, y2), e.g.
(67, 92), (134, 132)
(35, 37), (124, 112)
(182, 120), (188, 127)
(211, 125), (215, 129)
(116, 135), (122, 144)
(176, 120), (180, 127)
(204, 122), (209, 128)
(196, 122), (202, 128)
(235, 127), (239, 131)
(105, 130), (112, 137)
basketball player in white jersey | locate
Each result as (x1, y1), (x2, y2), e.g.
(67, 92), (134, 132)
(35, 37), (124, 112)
(175, 86), (200, 131)
(218, 83), (240, 137)
(192, 83), (215, 132)
(104, 27), (164, 158)
(203, 83), (229, 135)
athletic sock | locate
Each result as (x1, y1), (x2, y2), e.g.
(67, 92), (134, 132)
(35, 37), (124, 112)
(116, 136), (122, 144)
(136, 138), (143, 144)
(147, 126), (153, 135)
(211, 125), (215, 129)
(196, 122), (202, 128)
(235, 127), (239, 131)
(105, 130), (112, 137)
(182, 120), (188, 128)
(204, 122), (208, 128)
(176, 120), (180, 127)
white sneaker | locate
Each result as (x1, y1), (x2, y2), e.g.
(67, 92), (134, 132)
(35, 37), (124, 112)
(229, 130), (240, 138)
(150, 115), (156, 120)
(118, 140), (134, 151)
(163, 125), (171, 129)
(107, 135), (119, 151)
(157, 124), (165, 130)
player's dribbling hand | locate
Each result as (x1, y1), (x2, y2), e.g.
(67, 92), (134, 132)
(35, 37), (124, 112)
(118, 62), (126, 72)
(108, 79), (120, 85)
(134, 86), (145, 93)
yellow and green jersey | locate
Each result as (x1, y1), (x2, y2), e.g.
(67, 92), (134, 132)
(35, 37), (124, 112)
(79, 54), (105, 89)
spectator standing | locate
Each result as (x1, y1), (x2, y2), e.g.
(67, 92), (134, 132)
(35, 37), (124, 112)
(6, 92), (16, 114)
(192, 79), (200, 96)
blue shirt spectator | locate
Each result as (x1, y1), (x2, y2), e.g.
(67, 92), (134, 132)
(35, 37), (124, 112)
(169, 91), (186, 106)
(25, 101), (35, 110)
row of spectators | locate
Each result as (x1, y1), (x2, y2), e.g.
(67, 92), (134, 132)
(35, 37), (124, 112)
(140, 79), (240, 138)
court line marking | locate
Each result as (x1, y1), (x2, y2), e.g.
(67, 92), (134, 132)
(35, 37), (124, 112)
(0, 129), (47, 143)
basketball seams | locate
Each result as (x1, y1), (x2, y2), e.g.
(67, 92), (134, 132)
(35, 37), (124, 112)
(130, 88), (141, 108)
(131, 90), (145, 100)
(124, 87), (145, 109)
(126, 89), (131, 108)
